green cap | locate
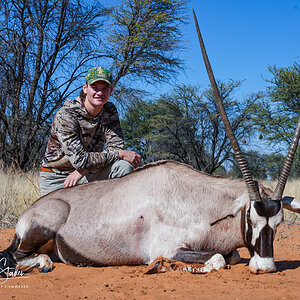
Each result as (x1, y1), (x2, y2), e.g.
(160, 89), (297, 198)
(85, 67), (113, 86)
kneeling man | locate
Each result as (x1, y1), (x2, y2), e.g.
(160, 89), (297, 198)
(40, 67), (141, 196)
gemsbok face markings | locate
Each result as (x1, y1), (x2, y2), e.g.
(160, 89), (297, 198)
(245, 201), (283, 273)
(0, 10), (299, 277)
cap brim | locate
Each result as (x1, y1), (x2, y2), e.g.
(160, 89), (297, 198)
(87, 78), (112, 86)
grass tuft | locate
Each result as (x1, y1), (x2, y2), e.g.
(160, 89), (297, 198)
(0, 165), (40, 228)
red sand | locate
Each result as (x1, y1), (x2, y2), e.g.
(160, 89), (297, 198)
(1, 224), (299, 300)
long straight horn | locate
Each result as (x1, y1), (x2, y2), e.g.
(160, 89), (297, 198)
(192, 9), (261, 202)
(273, 116), (300, 200)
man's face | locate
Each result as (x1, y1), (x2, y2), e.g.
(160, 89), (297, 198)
(83, 80), (112, 108)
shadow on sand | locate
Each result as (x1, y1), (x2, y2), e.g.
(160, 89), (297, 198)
(276, 260), (300, 272)
(239, 258), (300, 272)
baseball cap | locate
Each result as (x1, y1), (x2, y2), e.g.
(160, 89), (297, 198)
(85, 67), (113, 86)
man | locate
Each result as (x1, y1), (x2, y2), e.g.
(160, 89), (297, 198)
(40, 66), (141, 196)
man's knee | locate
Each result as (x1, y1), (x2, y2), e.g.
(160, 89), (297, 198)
(110, 160), (133, 179)
(39, 171), (66, 196)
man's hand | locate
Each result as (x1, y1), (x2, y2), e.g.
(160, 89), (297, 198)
(64, 169), (89, 188)
(118, 150), (141, 169)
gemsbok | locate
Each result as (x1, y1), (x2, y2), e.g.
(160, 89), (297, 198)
(1, 10), (299, 277)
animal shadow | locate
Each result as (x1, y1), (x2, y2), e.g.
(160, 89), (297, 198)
(240, 258), (250, 264)
(275, 260), (300, 272)
(239, 258), (300, 272)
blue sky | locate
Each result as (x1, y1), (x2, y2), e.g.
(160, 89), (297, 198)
(101, 0), (300, 97)
(101, 0), (299, 153)
(141, 0), (300, 154)
(174, 0), (300, 99)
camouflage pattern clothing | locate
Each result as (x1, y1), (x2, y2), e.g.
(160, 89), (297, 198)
(41, 96), (124, 175)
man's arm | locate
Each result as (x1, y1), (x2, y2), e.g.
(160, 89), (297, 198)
(64, 169), (90, 188)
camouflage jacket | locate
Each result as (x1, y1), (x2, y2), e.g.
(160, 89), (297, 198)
(41, 97), (124, 174)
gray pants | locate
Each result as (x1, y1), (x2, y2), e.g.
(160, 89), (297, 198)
(40, 160), (133, 196)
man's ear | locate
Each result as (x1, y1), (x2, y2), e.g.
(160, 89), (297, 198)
(82, 83), (88, 94)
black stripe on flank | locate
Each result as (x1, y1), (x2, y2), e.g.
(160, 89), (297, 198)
(56, 234), (103, 267)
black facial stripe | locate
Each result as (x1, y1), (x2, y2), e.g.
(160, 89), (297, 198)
(255, 224), (274, 257)
(254, 200), (281, 218)
(246, 208), (254, 257)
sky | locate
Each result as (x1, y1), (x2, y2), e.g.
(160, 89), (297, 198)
(102, 0), (300, 153)
(173, 0), (300, 99)
(155, 0), (300, 154)
(101, 0), (300, 98)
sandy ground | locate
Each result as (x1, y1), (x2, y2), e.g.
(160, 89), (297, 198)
(0, 224), (299, 300)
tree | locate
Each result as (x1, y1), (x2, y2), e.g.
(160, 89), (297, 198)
(105, 0), (187, 105)
(0, 0), (188, 170)
(122, 81), (260, 174)
(0, 0), (109, 170)
(253, 62), (300, 146)
(120, 100), (154, 162)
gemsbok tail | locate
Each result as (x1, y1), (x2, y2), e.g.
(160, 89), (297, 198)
(0, 234), (20, 278)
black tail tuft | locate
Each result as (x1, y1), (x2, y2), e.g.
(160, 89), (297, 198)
(6, 233), (21, 253)
(0, 234), (20, 278)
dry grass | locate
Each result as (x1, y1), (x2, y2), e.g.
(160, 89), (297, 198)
(0, 166), (40, 228)
(0, 165), (299, 228)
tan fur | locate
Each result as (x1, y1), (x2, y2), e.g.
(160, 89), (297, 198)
(11, 160), (297, 272)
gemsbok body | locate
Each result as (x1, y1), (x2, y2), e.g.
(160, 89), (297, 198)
(1, 10), (299, 276)
(0, 159), (299, 276)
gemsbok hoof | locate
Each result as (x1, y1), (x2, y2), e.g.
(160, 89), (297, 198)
(35, 254), (54, 273)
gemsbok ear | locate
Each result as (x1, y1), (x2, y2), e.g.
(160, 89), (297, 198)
(282, 196), (300, 213)
(210, 193), (249, 226)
